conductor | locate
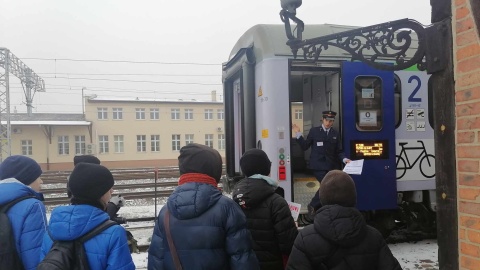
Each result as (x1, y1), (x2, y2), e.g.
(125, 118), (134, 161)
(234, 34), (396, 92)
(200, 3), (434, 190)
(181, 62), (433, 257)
(292, 110), (351, 219)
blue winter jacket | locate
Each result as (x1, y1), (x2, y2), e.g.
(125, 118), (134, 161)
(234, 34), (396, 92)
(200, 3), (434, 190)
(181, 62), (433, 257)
(40, 204), (135, 270)
(0, 178), (47, 270)
(148, 182), (260, 270)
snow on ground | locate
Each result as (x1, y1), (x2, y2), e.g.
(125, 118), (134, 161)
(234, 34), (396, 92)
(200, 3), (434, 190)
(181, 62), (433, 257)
(117, 204), (439, 270)
(131, 240), (439, 270)
(389, 240), (438, 270)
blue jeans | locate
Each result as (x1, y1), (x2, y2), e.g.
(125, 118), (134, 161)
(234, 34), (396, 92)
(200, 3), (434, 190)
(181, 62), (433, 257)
(309, 170), (328, 210)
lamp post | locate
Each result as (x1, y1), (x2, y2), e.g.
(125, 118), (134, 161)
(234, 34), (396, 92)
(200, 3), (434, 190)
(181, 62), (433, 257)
(279, 0), (448, 73)
(82, 87), (86, 116)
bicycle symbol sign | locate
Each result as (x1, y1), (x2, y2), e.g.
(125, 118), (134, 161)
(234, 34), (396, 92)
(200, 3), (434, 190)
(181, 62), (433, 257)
(396, 140), (435, 179)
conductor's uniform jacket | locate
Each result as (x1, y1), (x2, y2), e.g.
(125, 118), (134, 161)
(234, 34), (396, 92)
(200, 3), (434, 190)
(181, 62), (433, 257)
(297, 126), (346, 171)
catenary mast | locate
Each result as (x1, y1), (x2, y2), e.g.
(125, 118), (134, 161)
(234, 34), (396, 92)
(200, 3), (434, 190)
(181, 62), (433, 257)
(0, 48), (45, 161)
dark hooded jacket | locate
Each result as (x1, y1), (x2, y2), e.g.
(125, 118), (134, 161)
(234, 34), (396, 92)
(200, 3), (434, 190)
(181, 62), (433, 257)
(148, 181), (259, 270)
(232, 178), (298, 270)
(286, 205), (402, 270)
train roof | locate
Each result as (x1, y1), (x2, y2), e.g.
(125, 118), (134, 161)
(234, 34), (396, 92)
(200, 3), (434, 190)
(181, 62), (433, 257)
(228, 23), (420, 64)
(228, 24), (357, 62)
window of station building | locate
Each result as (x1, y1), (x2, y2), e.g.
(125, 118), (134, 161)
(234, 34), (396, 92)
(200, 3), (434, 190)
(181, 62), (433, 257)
(75, 135), (86, 155)
(97, 108), (108, 120)
(294, 109), (303, 120)
(217, 109), (224, 120)
(185, 109), (194, 120)
(136, 108), (146, 120)
(205, 134), (214, 148)
(137, 135), (146, 152)
(99, 135), (109, 154)
(204, 109), (213, 120)
(151, 135), (160, 152)
(185, 134), (194, 145)
(218, 134), (225, 150)
(21, 140), (32, 156)
(150, 108), (159, 120)
(114, 135), (124, 153)
(172, 134), (181, 151)
(354, 76), (383, 131)
(58, 136), (69, 155)
(171, 108), (180, 120)
(113, 108), (123, 120)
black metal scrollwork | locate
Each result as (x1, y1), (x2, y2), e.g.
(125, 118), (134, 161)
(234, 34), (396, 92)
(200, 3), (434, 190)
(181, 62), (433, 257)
(280, 10), (427, 71)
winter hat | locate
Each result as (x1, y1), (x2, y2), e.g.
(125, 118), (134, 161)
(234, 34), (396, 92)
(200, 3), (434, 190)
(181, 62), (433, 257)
(319, 170), (357, 207)
(178, 143), (223, 182)
(69, 163), (114, 201)
(0, 155), (42, 185)
(73, 155), (101, 165)
(240, 148), (271, 177)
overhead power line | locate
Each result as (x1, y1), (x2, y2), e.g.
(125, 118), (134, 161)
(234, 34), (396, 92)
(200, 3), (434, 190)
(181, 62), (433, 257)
(10, 83), (221, 93)
(9, 86), (217, 96)
(21, 57), (220, 66)
(37, 72), (220, 77)
(40, 76), (221, 85)
(9, 84), (218, 95)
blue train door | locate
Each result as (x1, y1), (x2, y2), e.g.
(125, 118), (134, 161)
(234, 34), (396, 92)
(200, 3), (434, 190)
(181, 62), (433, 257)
(341, 62), (396, 211)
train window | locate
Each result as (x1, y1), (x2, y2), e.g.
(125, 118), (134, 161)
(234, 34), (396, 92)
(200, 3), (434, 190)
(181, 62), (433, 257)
(354, 76), (383, 131)
(394, 74), (402, 128)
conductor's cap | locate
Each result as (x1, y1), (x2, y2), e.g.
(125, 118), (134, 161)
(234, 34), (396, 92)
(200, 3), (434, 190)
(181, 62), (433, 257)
(322, 111), (337, 120)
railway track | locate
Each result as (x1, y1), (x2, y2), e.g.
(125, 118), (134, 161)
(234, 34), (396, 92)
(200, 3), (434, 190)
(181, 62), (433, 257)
(42, 181), (177, 195)
(41, 167), (181, 184)
(41, 167), (184, 206)
(41, 166), (227, 206)
(44, 190), (175, 206)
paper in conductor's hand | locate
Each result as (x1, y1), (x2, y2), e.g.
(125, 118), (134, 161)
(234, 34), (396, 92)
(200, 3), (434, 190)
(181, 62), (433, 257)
(343, 159), (364, 175)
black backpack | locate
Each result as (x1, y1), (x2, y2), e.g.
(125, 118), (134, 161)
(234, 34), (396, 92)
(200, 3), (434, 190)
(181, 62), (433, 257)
(37, 220), (116, 270)
(0, 195), (36, 270)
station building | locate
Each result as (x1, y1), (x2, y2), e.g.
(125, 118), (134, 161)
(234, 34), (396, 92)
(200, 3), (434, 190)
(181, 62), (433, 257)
(5, 95), (303, 171)
(6, 95), (225, 170)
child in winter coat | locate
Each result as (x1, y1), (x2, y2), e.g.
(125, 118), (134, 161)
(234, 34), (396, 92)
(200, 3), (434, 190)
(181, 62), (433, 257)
(286, 170), (402, 270)
(40, 163), (135, 270)
(233, 149), (298, 270)
(148, 143), (259, 270)
(0, 155), (47, 270)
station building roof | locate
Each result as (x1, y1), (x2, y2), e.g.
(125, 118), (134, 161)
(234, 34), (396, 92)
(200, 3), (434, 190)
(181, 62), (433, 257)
(0, 113), (90, 126)
(87, 96), (223, 105)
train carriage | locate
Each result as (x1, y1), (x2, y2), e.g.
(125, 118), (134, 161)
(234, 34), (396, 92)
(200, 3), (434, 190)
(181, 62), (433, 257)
(222, 24), (436, 230)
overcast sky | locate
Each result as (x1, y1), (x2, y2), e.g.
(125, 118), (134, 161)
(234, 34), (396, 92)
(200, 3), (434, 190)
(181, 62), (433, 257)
(0, 0), (432, 113)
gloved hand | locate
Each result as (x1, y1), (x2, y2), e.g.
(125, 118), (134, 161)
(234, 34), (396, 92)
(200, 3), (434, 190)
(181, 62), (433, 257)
(113, 216), (127, 224)
(109, 194), (125, 207)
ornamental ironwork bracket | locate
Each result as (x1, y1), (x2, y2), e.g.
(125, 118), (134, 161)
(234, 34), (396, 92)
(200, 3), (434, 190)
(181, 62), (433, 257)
(280, 9), (449, 73)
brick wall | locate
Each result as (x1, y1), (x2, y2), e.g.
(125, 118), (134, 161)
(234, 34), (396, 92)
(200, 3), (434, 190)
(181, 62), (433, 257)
(454, 0), (480, 269)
